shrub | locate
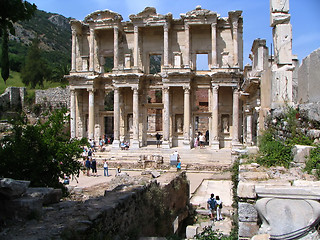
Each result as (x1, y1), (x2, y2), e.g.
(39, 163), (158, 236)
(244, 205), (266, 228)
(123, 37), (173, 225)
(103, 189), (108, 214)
(305, 146), (320, 179)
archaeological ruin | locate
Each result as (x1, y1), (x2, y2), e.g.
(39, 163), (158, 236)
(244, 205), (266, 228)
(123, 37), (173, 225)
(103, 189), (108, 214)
(67, 6), (244, 150)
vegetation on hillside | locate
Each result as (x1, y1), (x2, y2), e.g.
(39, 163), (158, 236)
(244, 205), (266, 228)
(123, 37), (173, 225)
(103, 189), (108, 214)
(0, 0), (37, 83)
(0, 108), (87, 192)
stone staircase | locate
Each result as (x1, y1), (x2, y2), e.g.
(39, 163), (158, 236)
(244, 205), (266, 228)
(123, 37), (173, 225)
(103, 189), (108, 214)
(91, 146), (232, 171)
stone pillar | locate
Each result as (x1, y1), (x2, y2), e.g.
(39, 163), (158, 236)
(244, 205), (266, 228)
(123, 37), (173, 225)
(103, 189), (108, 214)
(185, 23), (190, 68)
(71, 29), (77, 72)
(112, 87), (120, 149)
(133, 25), (139, 68)
(246, 113), (253, 146)
(89, 28), (95, 72)
(88, 88), (95, 140)
(232, 20), (239, 67)
(131, 86), (140, 148)
(183, 86), (191, 148)
(211, 85), (219, 149)
(162, 86), (170, 148)
(113, 26), (119, 70)
(232, 88), (240, 147)
(70, 89), (76, 138)
(211, 20), (218, 68)
(163, 23), (169, 67)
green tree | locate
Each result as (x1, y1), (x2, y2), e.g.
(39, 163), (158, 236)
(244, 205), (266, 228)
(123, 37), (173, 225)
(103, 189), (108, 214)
(21, 37), (49, 88)
(0, 0), (36, 83)
(0, 108), (87, 191)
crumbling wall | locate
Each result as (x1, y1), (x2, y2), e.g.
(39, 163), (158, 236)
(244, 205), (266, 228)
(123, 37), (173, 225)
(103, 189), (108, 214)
(35, 86), (70, 109)
(0, 87), (26, 112)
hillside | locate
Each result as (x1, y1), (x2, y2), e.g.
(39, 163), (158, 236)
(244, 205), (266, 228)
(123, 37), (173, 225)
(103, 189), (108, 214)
(1, 9), (72, 75)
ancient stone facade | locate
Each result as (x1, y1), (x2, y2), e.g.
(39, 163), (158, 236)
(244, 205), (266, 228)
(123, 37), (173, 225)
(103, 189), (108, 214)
(35, 87), (70, 108)
(67, 6), (243, 149)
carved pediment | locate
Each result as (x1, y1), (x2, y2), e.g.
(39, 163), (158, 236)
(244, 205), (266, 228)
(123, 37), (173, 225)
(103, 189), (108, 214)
(182, 5), (218, 19)
(129, 7), (172, 22)
(84, 9), (123, 23)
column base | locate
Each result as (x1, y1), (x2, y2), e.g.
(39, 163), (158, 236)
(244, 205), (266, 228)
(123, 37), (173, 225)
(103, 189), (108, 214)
(183, 140), (191, 149)
(112, 140), (120, 149)
(131, 140), (140, 149)
(211, 141), (220, 150)
(232, 141), (242, 150)
(162, 141), (171, 149)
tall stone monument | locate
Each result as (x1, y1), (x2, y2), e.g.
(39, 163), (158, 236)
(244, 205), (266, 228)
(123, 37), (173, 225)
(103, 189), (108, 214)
(270, 0), (294, 108)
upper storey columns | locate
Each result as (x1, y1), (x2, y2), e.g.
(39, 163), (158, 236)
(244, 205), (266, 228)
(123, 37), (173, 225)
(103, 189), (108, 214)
(113, 26), (119, 70)
(71, 29), (77, 72)
(163, 23), (169, 67)
(89, 28), (95, 72)
(211, 17), (218, 68)
(184, 23), (190, 69)
(133, 25), (139, 68)
(229, 11), (242, 67)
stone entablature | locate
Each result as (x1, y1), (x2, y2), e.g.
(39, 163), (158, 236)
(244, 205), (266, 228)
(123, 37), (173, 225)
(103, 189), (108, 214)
(67, 6), (244, 149)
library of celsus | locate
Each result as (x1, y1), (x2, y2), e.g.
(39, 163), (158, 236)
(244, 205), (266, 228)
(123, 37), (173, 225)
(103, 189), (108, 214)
(67, 6), (245, 149)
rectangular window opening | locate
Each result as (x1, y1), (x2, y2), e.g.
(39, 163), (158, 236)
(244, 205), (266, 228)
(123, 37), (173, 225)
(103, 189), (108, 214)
(150, 55), (161, 74)
(104, 57), (114, 73)
(196, 54), (209, 70)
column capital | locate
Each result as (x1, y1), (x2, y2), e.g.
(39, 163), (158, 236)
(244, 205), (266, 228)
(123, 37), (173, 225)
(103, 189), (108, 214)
(131, 86), (139, 92)
(212, 85), (219, 92)
(183, 85), (190, 93)
(164, 22), (170, 31)
(162, 86), (170, 93)
(134, 25), (139, 33)
(87, 87), (96, 93)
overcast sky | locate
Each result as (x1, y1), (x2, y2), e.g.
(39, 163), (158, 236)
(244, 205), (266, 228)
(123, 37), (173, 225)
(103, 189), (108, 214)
(29, 0), (320, 65)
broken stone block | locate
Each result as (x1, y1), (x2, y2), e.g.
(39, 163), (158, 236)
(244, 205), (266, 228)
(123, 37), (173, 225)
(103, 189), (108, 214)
(186, 225), (199, 239)
(292, 145), (315, 163)
(270, 0), (289, 13)
(272, 24), (292, 64)
(26, 188), (62, 205)
(237, 181), (256, 199)
(238, 222), (259, 238)
(251, 234), (270, 240)
(238, 202), (258, 222)
(151, 170), (160, 178)
(0, 178), (30, 199)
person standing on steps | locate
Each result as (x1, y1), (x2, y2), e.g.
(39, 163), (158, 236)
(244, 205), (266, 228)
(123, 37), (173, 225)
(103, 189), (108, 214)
(155, 132), (162, 148)
(207, 193), (217, 220)
(91, 158), (97, 177)
(103, 159), (109, 177)
(215, 195), (223, 221)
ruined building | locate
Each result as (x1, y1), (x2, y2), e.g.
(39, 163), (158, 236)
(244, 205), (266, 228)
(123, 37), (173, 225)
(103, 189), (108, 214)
(67, 6), (244, 149)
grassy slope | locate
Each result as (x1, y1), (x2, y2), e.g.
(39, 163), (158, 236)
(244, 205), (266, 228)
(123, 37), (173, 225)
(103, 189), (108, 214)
(0, 70), (65, 95)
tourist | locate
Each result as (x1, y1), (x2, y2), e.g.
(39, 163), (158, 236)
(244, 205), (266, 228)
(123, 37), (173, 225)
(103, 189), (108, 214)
(207, 193), (217, 220)
(194, 135), (198, 148)
(99, 138), (104, 151)
(215, 195), (223, 221)
(85, 158), (91, 176)
(89, 139), (95, 149)
(121, 141), (126, 150)
(104, 160), (109, 177)
(116, 166), (121, 176)
(88, 148), (93, 159)
(155, 132), (162, 148)
(199, 133), (205, 148)
(205, 130), (209, 143)
(176, 160), (181, 171)
(91, 158), (97, 177)
(173, 150), (180, 162)
(124, 141), (129, 150)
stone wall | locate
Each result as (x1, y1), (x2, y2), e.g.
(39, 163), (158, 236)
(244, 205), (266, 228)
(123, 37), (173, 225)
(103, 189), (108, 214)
(1, 172), (190, 239)
(35, 86), (70, 109)
(0, 87), (26, 112)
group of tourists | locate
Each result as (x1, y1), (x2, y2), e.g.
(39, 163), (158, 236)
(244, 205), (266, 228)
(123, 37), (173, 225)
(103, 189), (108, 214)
(194, 130), (209, 148)
(207, 193), (223, 221)
(88, 135), (114, 152)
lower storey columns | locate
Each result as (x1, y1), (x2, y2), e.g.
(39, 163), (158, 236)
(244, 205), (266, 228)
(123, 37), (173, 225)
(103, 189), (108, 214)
(112, 88), (120, 149)
(131, 87), (140, 149)
(88, 88), (95, 140)
(232, 88), (241, 148)
(183, 86), (191, 148)
(211, 85), (219, 150)
(70, 89), (76, 138)
(162, 86), (170, 148)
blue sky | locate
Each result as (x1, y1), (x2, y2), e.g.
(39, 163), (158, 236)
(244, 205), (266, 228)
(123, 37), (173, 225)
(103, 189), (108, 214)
(29, 0), (320, 65)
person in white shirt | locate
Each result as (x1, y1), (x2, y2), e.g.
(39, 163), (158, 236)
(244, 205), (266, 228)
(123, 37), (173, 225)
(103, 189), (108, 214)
(215, 195), (223, 221)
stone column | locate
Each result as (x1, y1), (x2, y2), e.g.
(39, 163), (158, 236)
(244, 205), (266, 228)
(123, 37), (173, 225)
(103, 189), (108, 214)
(162, 86), (170, 148)
(131, 86), (140, 148)
(211, 20), (218, 68)
(185, 23), (190, 68)
(232, 88), (240, 146)
(133, 25), (139, 68)
(246, 113), (253, 146)
(163, 23), (169, 67)
(183, 86), (191, 148)
(112, 87), (120, 149)
(70, 89), (76, 138)
(211, 85), (219, 149)
(89, 28), (95, 72)
(232, 20), (239, 67)
(88, 88), (95, 140)
(113, 26), (119, 70)
(71, 29), (77, 72)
